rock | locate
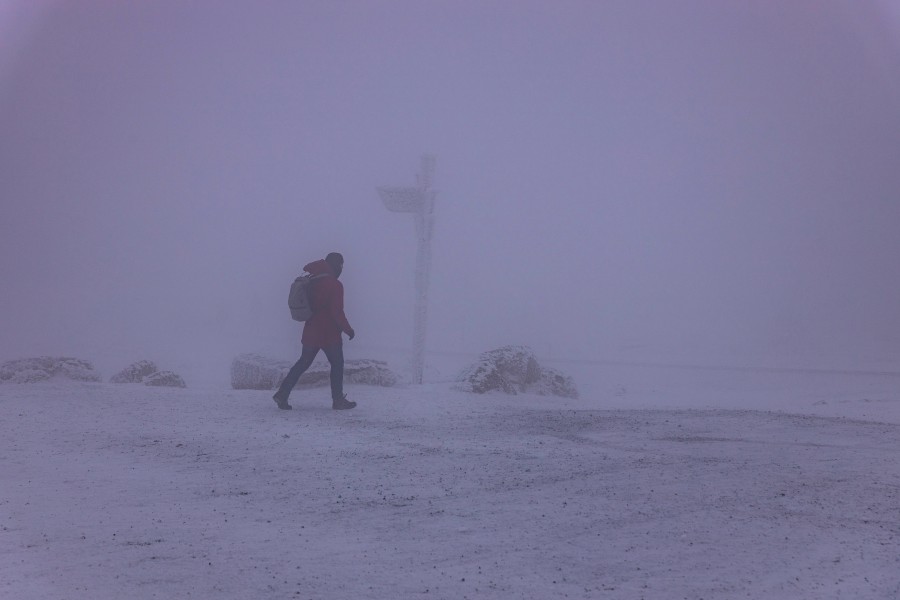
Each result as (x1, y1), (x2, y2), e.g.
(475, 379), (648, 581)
(293, 368), (331, 388)
(455, 345), (577, 398)
(345, 359), (398, 387)
(56, 358), (102, 382)
(231, 354), (290, 390)
(2, 368), (51, 384)
(0, 356), (102, 384)
(110, 360), (185, 387)
(455, 345), (541, 394)
(297, 359), (398, 389)
(230, 353), (399, 390)
(110, 360), (159, 383)
(143, 370), (186, 388)
(532, 366), (579, 399)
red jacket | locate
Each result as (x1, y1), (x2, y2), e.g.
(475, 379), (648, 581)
(300, 259), (353, 348)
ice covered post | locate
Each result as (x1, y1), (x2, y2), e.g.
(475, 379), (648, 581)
(377, 154), (437, 384)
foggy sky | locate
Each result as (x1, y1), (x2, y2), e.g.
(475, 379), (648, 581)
(2, 1), (899, 378)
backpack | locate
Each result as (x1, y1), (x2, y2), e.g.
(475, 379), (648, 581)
(288, 274), (329, 322)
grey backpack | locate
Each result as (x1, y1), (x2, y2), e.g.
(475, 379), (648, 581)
(288, 274), (329, 322)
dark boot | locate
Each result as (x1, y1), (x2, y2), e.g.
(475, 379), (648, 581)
(332, 394), (356, 410)
(273, 393), (292, 410)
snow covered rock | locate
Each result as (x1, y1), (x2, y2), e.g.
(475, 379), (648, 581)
(346, 359), (398, 387)
(230, 353), (398, 390)
(302, 358), (399, 388)
(3, 368), (51, 384)
(110, 360), (185, 387)
(455, 345), (541, 394)
(0, 356), (102, 384)
(143, 370), (186, 388)
(231, 354), (290, 390)
(455, 345), (577, 398)
(532, 366), (579, 399)
(110, 360), (159, 384)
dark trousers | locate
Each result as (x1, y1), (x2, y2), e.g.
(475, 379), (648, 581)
(275, 344), (344, 401)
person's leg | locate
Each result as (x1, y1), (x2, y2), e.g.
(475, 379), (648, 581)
(273, 346), (319, 409)
(322, 344), (345, 400)
(322, 344), (355, 409)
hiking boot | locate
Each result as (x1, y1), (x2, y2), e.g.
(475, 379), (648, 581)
(273, 393), (292, 410)
(332, 394), (356, 410)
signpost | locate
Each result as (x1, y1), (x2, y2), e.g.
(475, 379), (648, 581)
(377, 154), (436, 384)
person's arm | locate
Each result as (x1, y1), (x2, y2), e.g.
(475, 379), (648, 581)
(330, 280), (355, 339)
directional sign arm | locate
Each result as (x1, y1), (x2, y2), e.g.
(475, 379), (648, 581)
(377, 186), (423, 213)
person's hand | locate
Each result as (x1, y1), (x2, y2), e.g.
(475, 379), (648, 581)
(347, 328), (355, 341)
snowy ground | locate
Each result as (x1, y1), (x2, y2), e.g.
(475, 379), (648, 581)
(2, 361), (900, 599)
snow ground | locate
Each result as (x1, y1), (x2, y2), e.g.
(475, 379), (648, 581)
(2, 362), (900, 599)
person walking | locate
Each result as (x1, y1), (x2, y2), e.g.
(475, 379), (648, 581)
(273, 252), (356, 410)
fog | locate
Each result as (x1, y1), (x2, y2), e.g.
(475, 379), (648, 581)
(2, 1), (899, 382)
